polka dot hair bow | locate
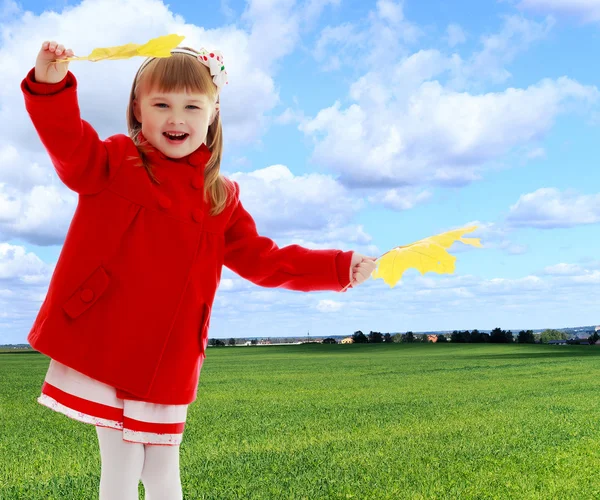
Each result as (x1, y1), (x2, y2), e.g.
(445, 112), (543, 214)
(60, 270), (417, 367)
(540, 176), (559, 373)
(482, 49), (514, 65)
(193, 48), (229, 92)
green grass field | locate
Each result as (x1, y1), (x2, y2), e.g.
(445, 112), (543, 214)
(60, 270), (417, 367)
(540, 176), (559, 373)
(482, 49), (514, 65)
(1, 343), (600, 499)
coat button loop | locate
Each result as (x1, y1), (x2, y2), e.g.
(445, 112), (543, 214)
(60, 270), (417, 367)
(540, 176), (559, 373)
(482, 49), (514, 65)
(158, 195), (172, 210)
(80, 289), (94, 303)
(191, 175), (203, 189)
(192, 207), (203, 223)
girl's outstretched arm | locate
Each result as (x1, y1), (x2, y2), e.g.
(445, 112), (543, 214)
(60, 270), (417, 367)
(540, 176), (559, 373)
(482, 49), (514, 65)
(20, 41), (127, 195)
(223, 181), (354, 292)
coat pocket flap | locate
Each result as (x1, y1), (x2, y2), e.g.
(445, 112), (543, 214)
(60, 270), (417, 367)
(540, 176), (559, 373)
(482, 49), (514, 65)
(63, 266), (110, 319)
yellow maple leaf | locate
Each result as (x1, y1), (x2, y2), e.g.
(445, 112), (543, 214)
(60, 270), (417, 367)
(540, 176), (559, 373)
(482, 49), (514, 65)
(371, 226), (483, 288)
(59, 34), (185, 62)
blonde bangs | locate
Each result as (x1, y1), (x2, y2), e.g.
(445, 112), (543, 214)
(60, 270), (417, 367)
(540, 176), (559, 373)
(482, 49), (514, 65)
(139, 52), (218, 103)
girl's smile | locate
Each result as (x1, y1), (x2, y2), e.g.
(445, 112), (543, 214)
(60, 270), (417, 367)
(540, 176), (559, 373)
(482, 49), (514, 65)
(163, 131), (190, 145)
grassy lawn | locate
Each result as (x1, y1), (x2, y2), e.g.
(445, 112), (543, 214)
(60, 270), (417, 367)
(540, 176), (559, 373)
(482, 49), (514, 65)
(1, 342), (600, 499)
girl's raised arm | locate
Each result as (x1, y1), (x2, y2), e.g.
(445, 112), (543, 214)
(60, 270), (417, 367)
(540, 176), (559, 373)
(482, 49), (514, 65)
(21, 41), (127, 195)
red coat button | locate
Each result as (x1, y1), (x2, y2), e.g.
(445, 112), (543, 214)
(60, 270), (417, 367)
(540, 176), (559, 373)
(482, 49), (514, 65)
(192, 208), (203, 223)
(191, 175), (203, 189)
(80, 289), (94, 303)
(158, 195), (172, 209)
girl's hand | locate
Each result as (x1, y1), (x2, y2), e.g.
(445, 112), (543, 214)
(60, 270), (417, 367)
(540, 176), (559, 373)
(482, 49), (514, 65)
(350, 252), (378, 287)
(35, 40), (74, 84)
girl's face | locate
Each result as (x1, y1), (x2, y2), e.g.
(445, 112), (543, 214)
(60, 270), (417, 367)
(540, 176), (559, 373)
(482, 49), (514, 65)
(133, 88), (217, 159)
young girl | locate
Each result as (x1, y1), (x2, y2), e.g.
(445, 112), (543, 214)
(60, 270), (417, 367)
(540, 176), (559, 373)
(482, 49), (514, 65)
(21, 40), (377, 499)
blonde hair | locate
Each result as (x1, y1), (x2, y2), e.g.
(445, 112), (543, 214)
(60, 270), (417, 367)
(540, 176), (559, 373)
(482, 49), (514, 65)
(126, 47), (233, 216)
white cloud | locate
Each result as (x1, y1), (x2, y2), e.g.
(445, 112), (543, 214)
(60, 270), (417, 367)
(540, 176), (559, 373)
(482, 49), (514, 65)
(242, 0), (300, 74)
(4, 185), (76, 245)
(313, 0), (421, 70)
(446, 221), (529, 256)
(527, 147), (546, 159)
(367, 187), (432, 211)
(479, 275), (547, 294)
(0, 243), (54, 344)
(543, 263), (584, 275)
(499, 242), (529, 255)
(288, 225), (375, 247)
(300, 78), (597, 189)
(220, 0), (235, 19)
(315, 13), (551, 86)
(317, 299), (343, 312)
(275, 106), (305, 125)
(1, 0), (19, 19)
(0, 242), (52, 281)
(572, 271), (600, 284)
(518, 0), (600, 23)
(507, 187), (600, 228)
(539, 262), (600, 285)
(446, 24), (467, 47)
(301, 13), (586, 191)
(230, 165), (364, 237)
(466, 15), (554, 85)
(302, 0), (341, 26)
(313, 22), (364, 67)
(376, 0), (405, 25)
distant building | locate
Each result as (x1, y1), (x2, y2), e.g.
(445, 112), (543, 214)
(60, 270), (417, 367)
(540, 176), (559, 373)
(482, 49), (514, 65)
(341, 337), (354, 344)
(595, 326), (600, 332)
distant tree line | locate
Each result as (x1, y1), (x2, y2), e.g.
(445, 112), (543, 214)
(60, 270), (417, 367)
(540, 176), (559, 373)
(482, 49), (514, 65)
(349, 328), (599, 345)
(207, 329), (600, 347)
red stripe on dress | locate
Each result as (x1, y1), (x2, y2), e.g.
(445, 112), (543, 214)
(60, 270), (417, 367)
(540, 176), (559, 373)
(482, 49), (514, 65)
(123, 415), (186, 434)
(42, 382), (123, 422)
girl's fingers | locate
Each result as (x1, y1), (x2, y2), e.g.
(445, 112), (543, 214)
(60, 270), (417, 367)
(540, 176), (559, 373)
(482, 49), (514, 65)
(354, 264), (376, 278)
(356, 263), (376, 274)
(353, 270), (370, 281)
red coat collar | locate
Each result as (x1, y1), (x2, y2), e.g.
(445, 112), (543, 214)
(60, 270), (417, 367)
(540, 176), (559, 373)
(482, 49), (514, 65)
(137, 131), (212, 168)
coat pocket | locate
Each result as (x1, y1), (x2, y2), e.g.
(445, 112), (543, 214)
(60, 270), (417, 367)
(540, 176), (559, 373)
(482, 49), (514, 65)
(63, 265), (110, 319)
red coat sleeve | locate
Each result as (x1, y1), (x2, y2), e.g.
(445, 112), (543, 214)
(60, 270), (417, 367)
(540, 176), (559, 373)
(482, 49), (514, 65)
(20, 68), (126, 195)
(223, 181), (353, 292)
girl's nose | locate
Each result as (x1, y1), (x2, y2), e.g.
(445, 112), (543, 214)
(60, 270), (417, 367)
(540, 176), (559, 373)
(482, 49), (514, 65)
(167, 113), (185, 124)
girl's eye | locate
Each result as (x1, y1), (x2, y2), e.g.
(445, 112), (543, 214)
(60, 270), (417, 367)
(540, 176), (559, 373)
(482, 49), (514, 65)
(153, 104), (200, 109)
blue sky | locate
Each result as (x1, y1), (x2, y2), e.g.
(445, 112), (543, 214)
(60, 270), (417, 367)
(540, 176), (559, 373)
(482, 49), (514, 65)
(1, 0), (599, 344)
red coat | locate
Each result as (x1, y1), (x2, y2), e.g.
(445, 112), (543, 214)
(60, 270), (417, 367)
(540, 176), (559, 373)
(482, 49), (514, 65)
(21, 68), (353, 405)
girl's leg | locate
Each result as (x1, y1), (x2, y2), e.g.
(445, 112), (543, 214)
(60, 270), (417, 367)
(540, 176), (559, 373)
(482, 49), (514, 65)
(140, 443), (183, 500)
(96, 426), (145, 500)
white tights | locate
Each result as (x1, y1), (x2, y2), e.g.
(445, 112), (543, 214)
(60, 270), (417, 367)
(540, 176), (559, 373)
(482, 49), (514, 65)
(96, 426), (183, 500)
